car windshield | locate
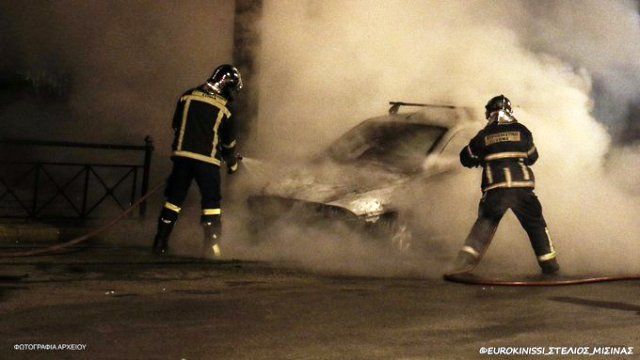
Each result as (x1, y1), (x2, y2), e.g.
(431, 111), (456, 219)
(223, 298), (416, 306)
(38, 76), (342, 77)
(327, 120), (447, 171)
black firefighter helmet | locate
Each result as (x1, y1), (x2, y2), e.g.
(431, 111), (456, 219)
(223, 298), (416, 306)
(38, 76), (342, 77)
(205, 64), (243, 99)
(484, 94), (512, 119)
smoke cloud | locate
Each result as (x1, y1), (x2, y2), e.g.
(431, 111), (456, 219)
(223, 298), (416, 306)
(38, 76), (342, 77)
(517, 0), (640, 134)
(233, 0), (640, 277)
(3, 0), (639, 278)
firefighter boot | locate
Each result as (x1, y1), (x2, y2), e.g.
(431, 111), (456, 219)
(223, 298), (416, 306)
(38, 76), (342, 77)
(448, 247), (481, 275)
(202, 220), (222, 259)
(153, 205), (180, 255)
(539, 258), (560, 275)
(153, 218), (175, 255)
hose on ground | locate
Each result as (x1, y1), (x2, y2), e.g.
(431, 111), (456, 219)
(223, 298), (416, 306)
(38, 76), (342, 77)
(443, 273), (640, 286)
(0, 182), (164, 258)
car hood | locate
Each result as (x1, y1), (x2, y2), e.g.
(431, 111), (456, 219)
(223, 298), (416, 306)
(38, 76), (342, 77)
(259, 159), (408, 215)
(251, 152), (460, 217)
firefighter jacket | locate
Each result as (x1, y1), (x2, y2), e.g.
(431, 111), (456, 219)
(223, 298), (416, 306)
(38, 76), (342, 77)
(459, 120), (539, 192)
(171, 87), (237, 167)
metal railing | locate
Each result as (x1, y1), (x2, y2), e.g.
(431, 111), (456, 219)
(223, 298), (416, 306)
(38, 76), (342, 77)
(0, 137), (153, 220)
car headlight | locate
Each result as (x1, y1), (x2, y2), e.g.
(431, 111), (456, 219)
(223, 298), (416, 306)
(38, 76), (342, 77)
(349, 197), (384, 218)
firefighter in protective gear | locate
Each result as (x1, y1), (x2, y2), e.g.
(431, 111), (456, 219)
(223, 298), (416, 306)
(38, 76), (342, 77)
(451, 95), (560, 275)
(152, 64), (242, 258)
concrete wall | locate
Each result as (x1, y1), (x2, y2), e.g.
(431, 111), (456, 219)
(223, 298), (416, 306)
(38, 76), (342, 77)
(0, 0), (236, 158)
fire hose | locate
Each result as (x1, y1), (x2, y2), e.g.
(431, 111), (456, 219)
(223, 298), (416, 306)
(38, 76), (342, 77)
(443, 272), (640, 287)
(441, 213), (640, 286)
(0, 182), (165, 258)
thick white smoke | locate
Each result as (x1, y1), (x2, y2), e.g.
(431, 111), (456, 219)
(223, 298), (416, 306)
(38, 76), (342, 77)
(517, 0), (640, 133)
(238, 0), (640, 276)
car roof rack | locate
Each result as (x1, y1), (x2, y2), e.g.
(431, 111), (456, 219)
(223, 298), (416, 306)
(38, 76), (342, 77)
(388, 101), (458, 114)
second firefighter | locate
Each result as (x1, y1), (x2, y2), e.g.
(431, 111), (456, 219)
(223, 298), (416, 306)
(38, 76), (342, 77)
(451, 95), (560, 275)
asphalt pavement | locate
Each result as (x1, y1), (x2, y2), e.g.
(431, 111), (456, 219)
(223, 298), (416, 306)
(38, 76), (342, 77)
(0, 246), (639, 359)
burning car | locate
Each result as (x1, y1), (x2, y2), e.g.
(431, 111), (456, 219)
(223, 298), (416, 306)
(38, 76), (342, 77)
(246, 102), (483, 250)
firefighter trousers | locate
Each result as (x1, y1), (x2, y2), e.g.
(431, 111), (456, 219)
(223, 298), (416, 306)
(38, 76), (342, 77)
(158, 157), (222, 226)
(462, 188), (556, 265)
(153, 157), (223, 256)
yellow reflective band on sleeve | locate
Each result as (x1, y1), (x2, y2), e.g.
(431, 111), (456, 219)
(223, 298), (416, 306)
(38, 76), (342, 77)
(202, 208), (221, 215)
(538, 251), (557, 262)
(484, 152), (528, 161)
(164, 202), (182, 213)
(527, 146), (537, 156)
(229, 163), (239, 171)
(222, 140), (237, 149)
(462, 246), (480, 258)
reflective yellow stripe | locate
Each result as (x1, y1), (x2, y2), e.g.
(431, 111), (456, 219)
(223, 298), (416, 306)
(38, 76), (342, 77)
(545, 227), (555, 252)
(527, 146), (537, 156)
(504, 168), (512, 187)
(485, 166), (493, 183)
(172, 151), (222, 166)
(202, 208), (221, 215)
(538, 251), (557, 262)
(164, 202), (181, 213)
(520, 162), (530, 181)
(176, 99), (191, 151)
(462, 246), (480, 258)
(484, 152), (528, 161)
(229, 163), (238, 171)
(181, 94), (230, 117)
(212, 244), (221, 257)
(191, 90), (228, 105)
(211, 110), (225, 157)
(483, 181), (535, 192)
